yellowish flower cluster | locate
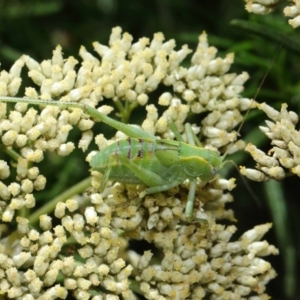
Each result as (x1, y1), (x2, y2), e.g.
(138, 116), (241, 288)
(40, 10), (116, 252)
(241, 103), (300, 181)
(283, 1), (300, 28)
(244, 0), (300, 28)
(244, 0), (280, 15)
(0, 27), (278, 299)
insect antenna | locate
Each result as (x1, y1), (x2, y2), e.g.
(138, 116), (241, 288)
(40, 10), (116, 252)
(226, 43), (282, 158)
(221, 159), (262, 207)
(220, 44), (283, 204)
(236, 44), (283, 137)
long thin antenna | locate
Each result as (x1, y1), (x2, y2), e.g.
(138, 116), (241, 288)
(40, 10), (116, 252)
(236, 43), (283, 134)
(220, 45), (282, 164)
(235, 44), (283, 206)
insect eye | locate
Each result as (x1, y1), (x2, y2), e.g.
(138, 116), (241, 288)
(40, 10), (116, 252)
(211, 166), (217, 175)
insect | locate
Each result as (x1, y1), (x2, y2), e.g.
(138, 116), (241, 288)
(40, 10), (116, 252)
(0, 96), (227, 221)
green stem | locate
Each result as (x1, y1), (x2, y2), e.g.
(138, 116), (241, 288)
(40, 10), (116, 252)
(0, 145), (23, 162)
(28, 176), (92, 225)
(264, 180), (296, 298)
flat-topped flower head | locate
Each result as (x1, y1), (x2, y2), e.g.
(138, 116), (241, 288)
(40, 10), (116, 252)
(0, 27), (278, 299)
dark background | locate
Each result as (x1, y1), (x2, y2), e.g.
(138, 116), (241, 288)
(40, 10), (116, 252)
(0, 1), (299, 299)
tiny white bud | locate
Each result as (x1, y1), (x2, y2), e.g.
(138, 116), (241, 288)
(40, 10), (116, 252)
(28, 229), (40, 241)
(23, 55), (41, 72)
(9, 58), (24, 77)
(40, 59), (52, 78)
(258, 102), (280, 121)
(51, 64), (63, 82)
(55, 202), (66, 219)
(95, 134), (108, 151)
(158, 92), (172, 106)
(182, 89), (196, 102)
(52, 45), (64, 66)
(27, 167), (39, 180)
(61, 216), (73, 233)
(66, 199), (79, 212)
(2, 207), (15, 222)
(0, 160), (10, 179)
(10, 197), (25, 210)
(77, 277), (92, 290)
(74, 214), (85, 231)
(8, 77), (22, 96)
(137, 93), (149, 106)
(84, 207), (98, 226)
(23, 148), (44, 163)
(44, 268), (59, 286)
(13, 252), (31, 268)
(28, 277), (43, 293)
(28, 70), (46, 85)
(64, 278), (77, 290)
(40, 215), (52, 230)
(34, 175), (46, 190)
(0, 182), (11, 200)
(79, 130), (93, 152)
(21, 179), (34, 193)
(15, 134), (28, 147)
(246, 3), (275, 14)
(7, 286), (23, 298)
(8, 182), (21, 196)
(239, 166), (268, 182)
(289, 15), (300, 28)
(55, 124), (72, 143)
(2, 130), (18, 146)
(78, 118), (94, 131)
(68, 108), (82, 125)
(16, 216), (29, 234)
(261, 166), (285, 180)
(25, 193), (36, 208)
(57, 142), (75, 156)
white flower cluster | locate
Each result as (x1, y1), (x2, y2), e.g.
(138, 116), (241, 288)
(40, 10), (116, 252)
(244, 0), (280, 15)
(241, 102), (300, 181)
(1, 211), (135, 299)
(0, 180), (278, 299)
(135, 223), (277, 300)
(244, 0), (300, 28)
(283, 0), (300, 28)
(0, 27), (278, 299)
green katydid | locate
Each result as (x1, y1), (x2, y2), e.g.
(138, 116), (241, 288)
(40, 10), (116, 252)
(0, 96), (226, 221)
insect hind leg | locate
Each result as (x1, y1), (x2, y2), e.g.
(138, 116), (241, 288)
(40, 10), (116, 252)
(114, 153), (166, 188)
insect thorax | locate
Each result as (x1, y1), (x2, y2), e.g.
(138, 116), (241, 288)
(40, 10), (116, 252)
(178, 143), (222, 182)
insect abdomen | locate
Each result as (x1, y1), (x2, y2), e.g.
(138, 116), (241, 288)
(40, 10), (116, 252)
(90, 138), (169, 184)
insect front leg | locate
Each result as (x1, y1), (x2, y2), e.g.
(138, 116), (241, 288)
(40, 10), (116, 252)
(168, 119), (184, 142)
(184, 123), (202, 147)
(168, 119), (202, 147)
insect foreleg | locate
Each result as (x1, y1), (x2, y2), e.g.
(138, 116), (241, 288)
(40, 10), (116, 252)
(168, 119), (202, 147)
(168, 119), (184, 142)
(184, 123), (202, 147)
